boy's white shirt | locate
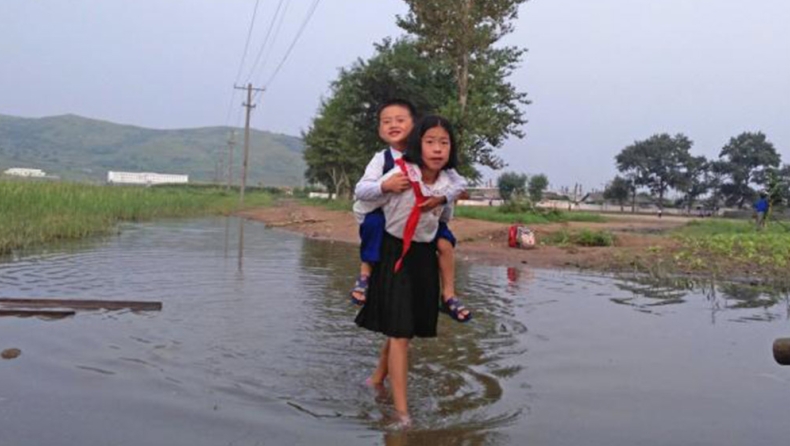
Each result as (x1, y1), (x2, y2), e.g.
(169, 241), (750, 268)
(353, 163), (454, 243)
(354, 148), (467, 223)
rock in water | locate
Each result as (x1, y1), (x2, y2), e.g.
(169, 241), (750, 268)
(1, 348), (21, 359)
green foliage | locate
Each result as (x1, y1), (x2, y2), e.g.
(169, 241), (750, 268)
(603, 176), (631, 209)
(528, 174), (549, 203)
(496, 171), (527, 201)
(615, 133), (694, 209)
(396, 0), (530, 178)
(678, 219), (790, 236)
(302, 38), (456, 196)
(668, 219), (790, 279)
(543, 229), (616, 247)
(676, 155), (711, 212)
(454, 205), (605, 224)
(498, 196), (533, 213)
(0, 180), (272, 254)
(717, 131), (781, 208)
(0, 114), (305, 186)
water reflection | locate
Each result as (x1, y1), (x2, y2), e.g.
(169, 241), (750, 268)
(297, 236), (528, 437)
(3, 219), (790, 445)
(611, 274), (790, 323)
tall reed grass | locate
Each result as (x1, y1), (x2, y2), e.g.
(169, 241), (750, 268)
(0, 181), (272, 254)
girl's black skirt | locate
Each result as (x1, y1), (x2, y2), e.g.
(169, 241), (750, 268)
(355, 232), (440, 338)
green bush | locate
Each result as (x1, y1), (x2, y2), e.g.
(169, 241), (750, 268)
(543, 229), (615, 247)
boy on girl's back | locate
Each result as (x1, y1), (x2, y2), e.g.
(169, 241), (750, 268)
(351, 99), (471, 322)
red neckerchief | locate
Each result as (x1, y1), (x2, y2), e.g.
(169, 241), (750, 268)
(393, 159), (427, 272)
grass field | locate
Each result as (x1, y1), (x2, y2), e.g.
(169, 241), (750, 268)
(0, 181), (273, 254)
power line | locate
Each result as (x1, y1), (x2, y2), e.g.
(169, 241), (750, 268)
(224, 0), (263, 127)
(234, 0), (262, 84)
(244, 0), (289, 85)
(262, 0), (321, 88)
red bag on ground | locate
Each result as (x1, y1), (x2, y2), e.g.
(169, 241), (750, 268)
(508, 225), (519, 248)
(509, 225), (536, 249)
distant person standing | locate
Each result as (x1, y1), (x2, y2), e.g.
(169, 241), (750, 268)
(753, 192), (769, 229)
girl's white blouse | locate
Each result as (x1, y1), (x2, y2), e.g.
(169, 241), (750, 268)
(353, 163), (454, 243)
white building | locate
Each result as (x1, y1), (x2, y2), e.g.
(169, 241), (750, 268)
(4, 168), (46, 177)
(107, 171), (189, 185)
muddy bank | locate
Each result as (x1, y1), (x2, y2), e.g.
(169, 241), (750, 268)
(239, 200), (687, 270)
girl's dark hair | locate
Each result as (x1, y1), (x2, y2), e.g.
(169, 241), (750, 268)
(376, 98), (417, 121)
(402, 115), (458, 171)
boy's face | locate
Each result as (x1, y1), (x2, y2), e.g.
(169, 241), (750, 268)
(378, 105), (413, 149)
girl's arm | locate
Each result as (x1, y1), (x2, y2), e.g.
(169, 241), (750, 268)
(439, 203), (454, 223)
(444, 168), (468, 204)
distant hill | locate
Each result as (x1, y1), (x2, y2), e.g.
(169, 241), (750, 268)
(0, 114), (306, 186)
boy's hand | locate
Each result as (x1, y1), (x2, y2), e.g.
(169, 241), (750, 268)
(382, 173), (410, 193)
(419, 196), (447, 212)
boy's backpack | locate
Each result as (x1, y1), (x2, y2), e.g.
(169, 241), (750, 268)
(382, 149), (395, 175)
(508, 225), (536, 249)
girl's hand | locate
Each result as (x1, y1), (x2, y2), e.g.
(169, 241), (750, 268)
(418, 196), (447, 212)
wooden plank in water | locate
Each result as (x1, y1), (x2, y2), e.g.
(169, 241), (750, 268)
(0, 309), (76, 318)
(0, 298), (162, 311)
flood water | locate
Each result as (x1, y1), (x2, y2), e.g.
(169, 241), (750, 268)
(1, 218), (788, 445)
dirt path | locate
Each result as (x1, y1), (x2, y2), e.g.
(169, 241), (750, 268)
(239, 200), (689, 270)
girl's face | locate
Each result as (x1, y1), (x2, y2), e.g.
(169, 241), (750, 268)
(421, 125), (451, 173)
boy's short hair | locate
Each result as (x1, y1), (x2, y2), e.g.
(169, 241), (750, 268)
(376, 98), (417, 122)
(402, 115), (459, 171)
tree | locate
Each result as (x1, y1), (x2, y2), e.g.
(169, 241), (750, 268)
(604, 176), (631, 211)
(676, 155), (710, 213)
(302, 38), (455, 196)
(615, 133), (693, 211)
(397, 0), (529, 178)
(527, 173), (548, 203)
(497, 172), (527, 201)
(717, 131), (781, 208)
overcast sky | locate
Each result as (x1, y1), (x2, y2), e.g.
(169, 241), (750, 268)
(2, 0), (788, 190)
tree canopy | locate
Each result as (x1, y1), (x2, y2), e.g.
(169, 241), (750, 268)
(528, 173), (548, 203)
(497, 172), (527, 201)
(302, 38), (455, 196)
(716, 131), (780, 208)
(615, 133), (693, 210)
(397, 0), (529, 178)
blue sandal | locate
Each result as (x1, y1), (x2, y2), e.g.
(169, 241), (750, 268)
(350, 275), (369, 306)
(441, 297), (472, 322)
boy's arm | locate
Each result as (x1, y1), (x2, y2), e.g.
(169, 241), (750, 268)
(444, 169), (468, 204)
(353, 171), (395, 222)
(354, 152), (386, 201)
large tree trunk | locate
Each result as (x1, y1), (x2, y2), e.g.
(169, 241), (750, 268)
(457, 0), (472, 115)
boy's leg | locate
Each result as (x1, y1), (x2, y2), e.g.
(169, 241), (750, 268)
(353, 210), (386, 302)
(436, 223), (471, 321)
(437, 238), (457, 300)
(352, 262), (373, 302)
(388, 337), (410, 418)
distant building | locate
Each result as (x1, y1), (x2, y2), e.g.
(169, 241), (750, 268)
(4, 167), (46, 177)
(107, 171), (188, 185)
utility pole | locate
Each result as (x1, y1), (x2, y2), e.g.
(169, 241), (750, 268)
(226, 131), (236, 191)
(233, 83), (265, 205)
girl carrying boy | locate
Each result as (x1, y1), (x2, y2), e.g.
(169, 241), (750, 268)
(352, 115), (465, 426)
(351, 99), (471, 323)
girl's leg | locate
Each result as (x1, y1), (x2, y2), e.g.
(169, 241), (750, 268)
(388, 337), (410, 417)
(369, 338), (390, 384)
